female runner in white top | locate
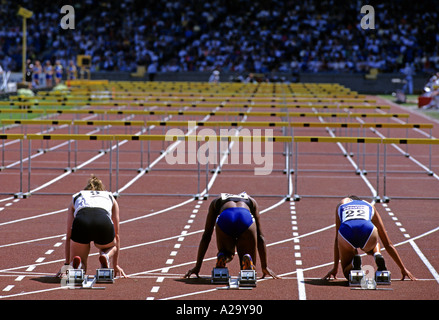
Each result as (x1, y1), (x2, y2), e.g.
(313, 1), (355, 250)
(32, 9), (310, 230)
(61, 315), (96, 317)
(57, 175), (126, 278)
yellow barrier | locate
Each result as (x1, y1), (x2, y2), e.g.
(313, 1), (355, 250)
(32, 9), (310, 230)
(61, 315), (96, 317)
(66, 80), (109, 86)
(26, 134), (114, 141)
(1, 119), (72, 125)
(0, 134), (25, 140)
(145, 121), (432, 129)
(2, 119), (432, 130)
(9, 95), (378, 104)
(112, 134), (292, 143)
(382, 138), (439, 145)
(0, 108), (409, 118)
(294, 136), (382, 144)
(73, 120), (145, 126)
(20, 134), (439, 145)
(294, 136), (439, 145)
(25, 133), (292, 143)
(0, 100), (388, 110)
(0, 109), (45, 114)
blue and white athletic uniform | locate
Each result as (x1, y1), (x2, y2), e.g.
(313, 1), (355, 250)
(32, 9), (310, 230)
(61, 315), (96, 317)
(337, 199), (375, 249)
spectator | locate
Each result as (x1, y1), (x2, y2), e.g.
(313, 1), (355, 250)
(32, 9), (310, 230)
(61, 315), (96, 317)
(208, 69), (220, 83)
(44, 60), (53, 87)
(147, 62), (157, 81)
(401, 62), (415, 94)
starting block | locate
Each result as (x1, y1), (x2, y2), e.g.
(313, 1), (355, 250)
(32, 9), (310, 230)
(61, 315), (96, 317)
(375, 270), (391, 285)
(349, 270), (393, 290)
(238, 270), (257, 287)
(81, 275), (97, 289)
(96, 268), (114, 283)
(64, 268), (114, 289)
(66, 269), (85, 287)
(349, 270), (365, 287)
(211, 267), (230, 284)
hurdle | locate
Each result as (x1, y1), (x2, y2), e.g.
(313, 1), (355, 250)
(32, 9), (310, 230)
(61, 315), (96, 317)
(0, 98), (391, 110)
(381, 138), (439, 200)
(293, 136), (439, 201)
(0, 134), (25, 197)
(20, 134), (292, 198)
(112, 134), (293, 198)
(0, 107), (410, 122)
(68, 120), (434, 180)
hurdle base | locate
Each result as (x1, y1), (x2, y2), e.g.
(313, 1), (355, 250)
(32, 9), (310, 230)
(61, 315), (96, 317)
(14, 192), (31, 199)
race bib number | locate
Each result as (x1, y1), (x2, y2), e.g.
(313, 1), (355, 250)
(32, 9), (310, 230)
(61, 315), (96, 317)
(221, 192), (249, 201)
(340, 204), (370, 222)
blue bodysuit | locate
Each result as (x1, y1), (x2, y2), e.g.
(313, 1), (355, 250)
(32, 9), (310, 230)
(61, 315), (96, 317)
(215, 193), (255, 238)
(337, 199), (375, 249)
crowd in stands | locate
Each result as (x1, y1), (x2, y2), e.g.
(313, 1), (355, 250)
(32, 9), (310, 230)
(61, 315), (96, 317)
(0, 0), (438, 79)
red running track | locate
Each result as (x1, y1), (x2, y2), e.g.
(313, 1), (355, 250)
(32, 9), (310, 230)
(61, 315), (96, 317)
(0, 94), (438, 303)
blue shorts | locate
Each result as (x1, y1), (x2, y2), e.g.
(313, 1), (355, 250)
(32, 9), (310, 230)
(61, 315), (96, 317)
(338, 219), (375, 249)
(216, 207), (255, 238)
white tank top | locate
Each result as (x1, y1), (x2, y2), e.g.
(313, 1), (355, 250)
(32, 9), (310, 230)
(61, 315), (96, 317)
(72, 190), (114, 218)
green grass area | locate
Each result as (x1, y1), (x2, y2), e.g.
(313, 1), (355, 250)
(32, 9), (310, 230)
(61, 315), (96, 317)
(379, 94), (439, 121)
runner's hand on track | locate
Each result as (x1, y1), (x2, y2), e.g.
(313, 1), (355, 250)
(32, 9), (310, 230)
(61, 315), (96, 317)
(401, 268), (417, 281)
(261, 267), (280, 279)
(322, 268), (338, 280)
(184, 267), (200, 278)
(115, 265), (127, 278)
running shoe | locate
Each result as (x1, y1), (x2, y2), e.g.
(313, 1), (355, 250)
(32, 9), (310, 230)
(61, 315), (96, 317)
(375, 253), (387, 271)
(72, 256), (82, 269)
(99, 253), (110, 268)
(242, 254), (255, 270)
(352, 255), (362, 270)
(216, 252), (227, 268)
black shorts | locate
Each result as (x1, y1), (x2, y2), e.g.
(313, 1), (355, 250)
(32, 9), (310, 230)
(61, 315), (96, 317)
(71, 208), (115, 245)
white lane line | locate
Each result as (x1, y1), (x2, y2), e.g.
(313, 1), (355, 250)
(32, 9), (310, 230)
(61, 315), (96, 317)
(296, 268), (306, 300)
(1, 223), (438, 300)
(2, 285), (14, 292)
(0, 234), (65, 249)
(0, 209), (68, 227)
(409, 240), (439, 284)
(151, 286), (160, 293)
(290, 199), (306, 299)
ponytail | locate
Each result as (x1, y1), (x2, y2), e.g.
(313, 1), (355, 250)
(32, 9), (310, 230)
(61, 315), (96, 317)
(84, 174), (105, 191)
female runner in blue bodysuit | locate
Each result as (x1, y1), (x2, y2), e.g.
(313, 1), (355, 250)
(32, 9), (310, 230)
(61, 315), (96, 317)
(323, 195), (416, 281)
(184, 192), (278, 279)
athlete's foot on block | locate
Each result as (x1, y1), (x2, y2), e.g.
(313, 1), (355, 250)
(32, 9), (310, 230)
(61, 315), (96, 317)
(242, 254), (255, 270)
(216, 252), (227, 268)
(352, 255), (362, 270)
(72, 256), (82, 269)
(99, 254), (110, 268)
(374, 253), (387, 271)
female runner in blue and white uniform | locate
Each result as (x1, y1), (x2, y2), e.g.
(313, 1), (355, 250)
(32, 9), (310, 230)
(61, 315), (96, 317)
(323, 195), (416, 281)
(57, 175), (126, 278)
(184, 192), (278, 279)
